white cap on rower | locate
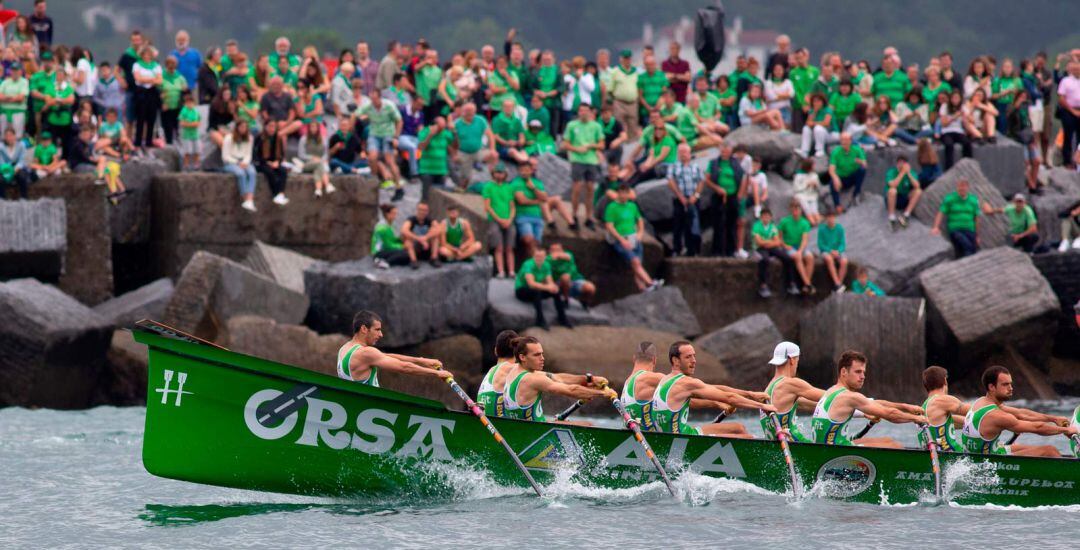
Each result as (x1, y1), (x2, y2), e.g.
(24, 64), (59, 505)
(768, 341), (800, 365)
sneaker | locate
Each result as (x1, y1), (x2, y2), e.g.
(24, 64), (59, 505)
(787, 283), (801, 296)
(325, 183), (337, 194)
(734, 249), (749, 259)
(430, 259), (442, 268)
(391, 188), (405, 202)
(374, 258), (390, 269)
(558, 316), (574, 329)
(569, 221), (580, 232)
(314, 189), (323, 198)
(1059, 240), (1072, 252)
(753, 204), (762, 218)
(758, 286), (773, 298)
(584, 219), (596, 230)
(803, 284), (817, 296)
(889, 218), (898, 232)
(1073, 237), (1080, 249)
(380, 180), (395, 189)
(410, 261), (420, 270)
(795, 149), (809, 159)
(495, 272), (506, 279)
(814, 150), (826, 158)
(654, 278), (665, 289)
(241, 199), (257, 212)
(93, 178), (106, 186)
(272, 193), (289, 206)
(537, 317), (551, 331)
(887, 138), (898, 147)
(547, 221), (556, 231)
(898, 213), (909, 227)
(835, 284), (846, 294)
(987, 136), (997, 144)
(398, 178), (408, 187)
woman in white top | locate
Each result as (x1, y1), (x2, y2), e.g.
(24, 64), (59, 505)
(792, 158), (822, 225)
(131, 46), (163, 151)
(561, 56), (595, 126)
(963, 57), (992, 100)
(70, 46), (97, 102)
(965, 88), (997, 141)
(738, 82), (784, 130)
(297, 119), (335, 198)
(764, 63), (794, 127)
(222, 120), (258, 211)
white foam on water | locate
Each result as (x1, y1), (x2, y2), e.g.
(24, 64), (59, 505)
(947, 502), (1080, 513)
(942, 457), (1000, 500)
(414, 459), (531, 501)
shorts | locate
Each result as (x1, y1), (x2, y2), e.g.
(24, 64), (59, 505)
(896, 192), (910, 211)
(1023, 144), (1041, 162)
(179, 139), (201, 156)
(486, 222), (516, 248)
(515, 214), (544, 242)
(495, 145), (515, 162)
(367, 135), (395, 154)
(571, 162), (601, 183)
(796, 195), (819, 217)
(566, 278), (587, 298)
(786, 246), (812, 257)
(1029, 104), (1044, 130)
(612, 236), (644, 263)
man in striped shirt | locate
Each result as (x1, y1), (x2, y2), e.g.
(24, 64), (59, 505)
(667, 143), (705, 256)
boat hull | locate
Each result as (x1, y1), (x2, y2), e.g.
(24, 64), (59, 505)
(136, 331), (1080, 506)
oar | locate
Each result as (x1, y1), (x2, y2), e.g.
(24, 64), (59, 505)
(440, 374), (544, 497)
(556, 399), (586, 421)
(853, 418), (879, 440)
(920, 425), (943, 500)
(1071, 434), (1080, 458)
(769, 412), (802, 499)
(712, 411), (728, 423)
(600, 383), (678, 497)
(1006, 431), (1020, 445)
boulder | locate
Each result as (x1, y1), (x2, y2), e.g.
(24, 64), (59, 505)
(664, 257), (841, 337)
(99, 330), (149, 405)
(305, 256), (491, 348)
(243, 241), (317, 294)
(27, 175), (113, 305)
(919, 247), (1060, 370)
(384, 334), (484, 408)
(428, 188), (488, 244)
(485, 278), (609, 333)
(912, 158), (1010, 252)
(0, 278), (114, 408)
(798, 293), (927, 401)
(150, 146), (183, 172)
(1030, 169), (1080, 245)
(520, 325), (730, 415)
(593, 286), (702, 337)
(1032, 252), (1080, 358)
(723, 126), (800, 166)
(92, 278), (174, 327)
(1049, 356), (1080, 396)
(629, 179), (675, 225)
(534, 152), (574, 199)
(810, 195), (953, 295)
(861, 139), (1025, 198)
(199, 143), (224, 171)
(1047, 167), (1080, 196)
(111, 156), (171, 244)
(0, 198), (66, 280)
(693, 313), (784, 392)
(162, 251), (310, 343)
(150, 173), (378, 277)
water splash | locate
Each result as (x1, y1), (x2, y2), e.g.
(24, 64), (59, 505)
(942, 457), (1000, 500)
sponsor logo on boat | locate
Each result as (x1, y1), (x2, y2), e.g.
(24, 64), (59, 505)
(154, 370), (192, 406)
(517, 429), (584, 470)
(816, 455), (876, 497)
(242, 388), (456, 460)
(604, 437), (746, 481)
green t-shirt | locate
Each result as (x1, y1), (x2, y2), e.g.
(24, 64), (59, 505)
(418, 125), (452, 175)
(829, 92), (860, 126)
(34, 143), (58, 165)
(508, 62), (528, 105)
(652, 133), (678, 164)
(534, 65), (559, 108)
(851, 279), (885, 296)
(415, 65), (443, 105)
(524, 130), (556, 156)
(359, 102), (402, 138)
(829, 145), (866, 178)
(1004, 203), (1036, 235)
(491, 112), (524, 144)
(778, 215), (812, 248)
(638, 70), (669, 108)
(515, 257), (552, 290)
(811, 105), (838, 132)
(939, 192), (981, 233)
(871, 70), (912, 106)
(603, 200), (641, 236)
(673, 104), (699, 141)
(696, 92), (719, 119)
(453, 116), (488, 154)
(809, 76), (839, 99)
(789, 65), (820, 108)
(267, 53), (301, 73)
(547, 252), (583, 282)
(0, 77), (29, 114)
(817, 222), (846, 254)
(639, 123), (683, 148)
(482, 180), (515, 221)
(922, 82), (952, 105)
(99, 120), (123, 140)
(751, 219), (779, 250)
(371, 221), (404, 254)
(178, 106), (200, 141)
(885, 167), (918, 195)
(527, 106), (551, 136)
(29, 70), (55, 109)
(45, 85), (74, 127)
(710, 157), (738, 195)
(161, 71), (187, 110)
(711, 88), (737, 116)
(488, 70), (518, 108)
(563, 119), (603, 165)
(510, 177), (546, 218)
(992, 76), (1023, 103)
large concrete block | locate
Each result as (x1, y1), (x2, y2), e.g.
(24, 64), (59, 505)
(162, 251), (309, 342)
(100, 330), (149, 405)
(912, 158), (1010, 251)
(919, 247), (1060, 369)
(150, 173), (378, 277)
(92, 277), (174, 327)
(664, 257), (840, 337)
(111, 156), (171, 244)
(1032, 252), (1080, 358)
(305, 256), (491, 348)
(810, 195), (953, 295)
(27, 175), (113, 305)
(855, 139), (1025, 198)
(534, 152), (573, 199)
(724, 126), (800, 166)
(243, 240), (317, 294)
(593, 286), (701, 337)
(0, 278), (114, 408)
(693, 313), (784, 392)
(485, 278), (609, 333)
(798, 293), (927, 401)
(0, 198), (66, 280)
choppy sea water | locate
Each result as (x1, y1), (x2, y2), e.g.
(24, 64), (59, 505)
(2, 404), (1080, 549)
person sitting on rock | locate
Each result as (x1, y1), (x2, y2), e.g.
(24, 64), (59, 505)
(884, 155), (923, 229)
(818, 208), (848, 293)
(438, 204), (482, 262)
(515, 247), (572, 329)
(930, 178), (1001, 258)
(752, 208), (796, 299)
(1058, 198), (1080, 252)
(778, 199), (816, 296)
(371, 204), (410, 269)
(1003, 193), (1039, 253)
(402, 201), (443, 269)
(29, 131), (67, 180)
(851, 266), (885, 296)
(547, 242), (596, 309)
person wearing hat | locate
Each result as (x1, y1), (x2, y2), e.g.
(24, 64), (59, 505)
(0, 63), (28, 137)
(1004, 193), (1040, 253)
(29, 130), (66, 179)
(482, 162), (517, 278)
(523, 117), (555, 156)
(608, 49), (641, 141)
(758, 341), (820, 443)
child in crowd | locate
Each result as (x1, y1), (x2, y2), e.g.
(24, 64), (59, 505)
(792, 158), (822, 226)
(749, 157), (769, 219)
(297, 119), (335, 197)
(97, 108), (133, 160)
(523, 119), (556, 156)
(916, 137), (941, 188)
(851, 266), (885, 296)
(177, 93), (201, 170)
(29, 132), (66, 179)
(817, 208), (848, 293)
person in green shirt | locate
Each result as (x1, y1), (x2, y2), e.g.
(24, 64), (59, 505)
(523, 120), (556, 156)
(159, 56), (188, 145)
(562, 103), (605, 230)
(692, 77), (729, 136)
(482, 163), (517, 279)
(884, 156), (923, 228)
(177, 93), (201, 170)
(751, 208), (797, 298)
(42, 69), (75, 149)
(851, 267), (885, 296)
(532, 51), (561, 128)
(789, 48), (821, 131)
(931, 179), (1002, 258)
(991, 58), (1023, 133)
(29, 131), (67, 179)
(829, 79), (860, 130)
(921, 66), (952, 106)
(527, 94), (552, 136)
(637, 55), (669, 117)
(1004, 194), (1039, 253)
(515, 247), (571, 329)
(712, 75), (738, 129)
(451, 102), (496, 186)
(438, 204), (482, 262)
(491, 98), (529, 165)
(827, 132), (868, 211)
(417, 115), (453, 200)
(817, 208), (849, 293)
(0, 64), (29, 137)
(871, 56), (911, 107)
(604, 184), (662, 292)
(547, 242), (596, 307)
(359, 89), (404, 190)
(798, 92), (838, 157)
(778, 200), (816, 295)
(371, 205), (410, 269)
(29, 51), (57, 126)
(488, 56), (520, 110)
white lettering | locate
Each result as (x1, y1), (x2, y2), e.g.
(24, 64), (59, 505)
(666, 438), (688, 469)
(397, 416), (455, 460)
(603, 436), (651, 469)
(244, 390), (298, 440)
(689, 442), (746, 478)
(352, 408), (398, 454)
(296, 398), (350, 450)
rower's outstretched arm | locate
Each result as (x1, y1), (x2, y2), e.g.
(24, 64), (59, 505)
(852, 394), (926, 425)
(369, 351), (449, 379)
(385, 353), (440, 369)
(791, 378), (826, 405)
(715, 384), (768, 402)
(999, 414), (1077, 437)
(550, 372), (609, 387)
(690, 398), (735, 413)
(691, 382), (776, 413)
(875, 399), (925, 415)
(1001, 405), (1067, 425)
(531, 374), (609, 401)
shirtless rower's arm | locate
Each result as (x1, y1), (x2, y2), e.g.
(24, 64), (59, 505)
(873, 398), (926, 416)
(714, 385), (769, 403)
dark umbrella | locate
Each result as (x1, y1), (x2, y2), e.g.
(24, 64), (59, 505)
(694, 2), (726, 74)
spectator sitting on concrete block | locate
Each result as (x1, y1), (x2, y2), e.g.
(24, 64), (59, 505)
(751, 208), (796, 299)
(515, 246), (571, 330)
(1003, 193), (1039, 253)
(402, 201), (443, 269)
(371, 204), (410, 269)
(851, 266), (885, 296)
(604, 183), (662, 293)
(778, 199), (816, 296)
(930, 178), (1002, 258)
(818, 208), (849, 293)
(439, 204), (482, 263)
(885, 155), (923, 230)
(1058, 198), (1080, 252)
(547, 242), (596, 308)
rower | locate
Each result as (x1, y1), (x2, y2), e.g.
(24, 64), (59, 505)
(1071, 404), (1080, 459)
(623, 341), (757, 436)
(918, 366), (967, 452)
(960, 366), (1075, 457)
(811, 350), (926, 448)
(336, 310), (451, 385)
(476, 329), (519, 416)
(759, 341), (823, 443)
(501, 336), (611, 425)
(649, 341), (777, 437)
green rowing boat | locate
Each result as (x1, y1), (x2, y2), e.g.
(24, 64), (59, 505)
(134, 325), (1080, 507)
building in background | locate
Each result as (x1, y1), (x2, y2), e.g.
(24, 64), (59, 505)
(618, 15), (779, 76)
